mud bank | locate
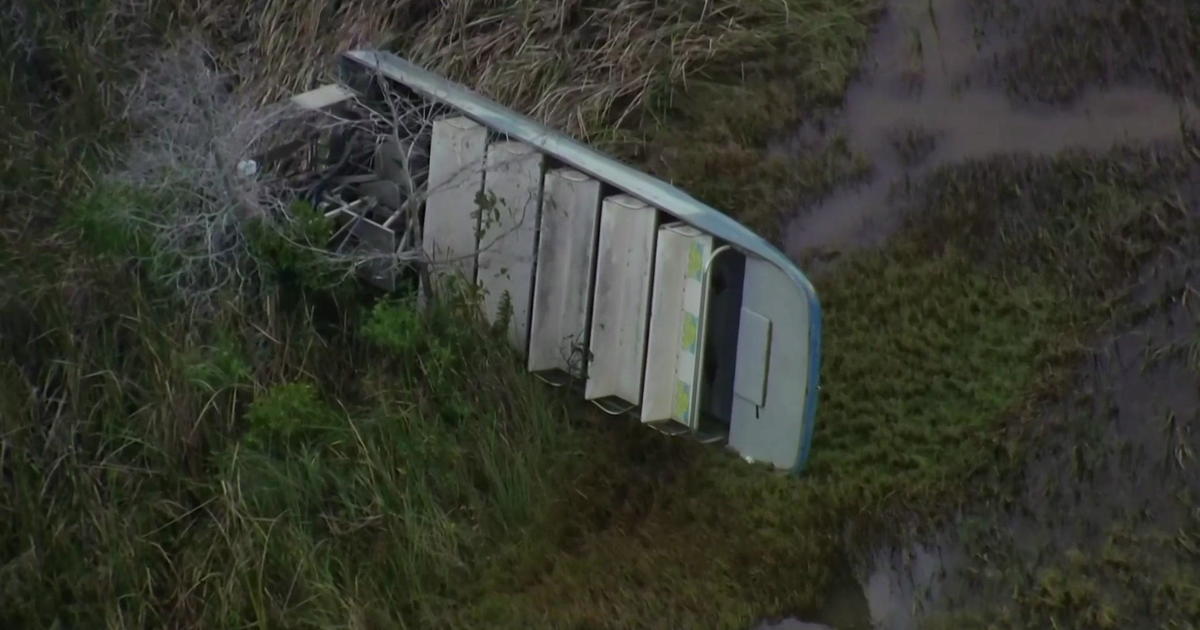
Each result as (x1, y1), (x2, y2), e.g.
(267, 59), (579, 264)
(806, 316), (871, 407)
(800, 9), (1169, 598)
(781, 0), (1197, 261)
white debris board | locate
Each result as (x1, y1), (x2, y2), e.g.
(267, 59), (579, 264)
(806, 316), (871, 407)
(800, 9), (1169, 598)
(424, 117), (488, 286)
(477, 141), (545, 353)
(290, 83), (355, 110)
(528, 169), (603, 376)
(585, 194), (658, 406)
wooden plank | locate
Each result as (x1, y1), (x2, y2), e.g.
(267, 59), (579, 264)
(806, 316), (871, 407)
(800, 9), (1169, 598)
(585, 195), (658, 406)
(424, 117), (488, 287)
(528, 169), (603, 376)
(477, 141), (545, 353)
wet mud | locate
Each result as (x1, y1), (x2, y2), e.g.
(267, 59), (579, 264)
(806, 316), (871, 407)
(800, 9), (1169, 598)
(853, 245), (1200, 628)
(759, 0), (1200, 627)
(762, 248), (1200, 628)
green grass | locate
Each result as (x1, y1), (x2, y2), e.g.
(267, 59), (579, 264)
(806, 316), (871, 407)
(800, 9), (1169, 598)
(0, 241), (593, 627)
(5, 0), (1200, 628)
(974, 0), (1200, 103)
(428, 145), (1200, 626)
(1, 1), (882, 627)
(923, 516), (1200, 629)
(870, 145), (1200, 629)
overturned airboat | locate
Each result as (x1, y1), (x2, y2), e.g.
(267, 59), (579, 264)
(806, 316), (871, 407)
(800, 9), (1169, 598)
(263, 50), (822, 473)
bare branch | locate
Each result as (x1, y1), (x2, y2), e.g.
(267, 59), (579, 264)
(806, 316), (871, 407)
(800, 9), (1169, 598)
(103, 37), (548, 311)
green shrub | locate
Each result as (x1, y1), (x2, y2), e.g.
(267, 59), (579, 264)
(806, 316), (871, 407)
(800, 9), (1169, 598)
(243, 381), (340, 448)
(361, 298), (424, 356)
(184, 333), (252, 393)
(64, 183), (158, 260)
(245, 201), (345, 293)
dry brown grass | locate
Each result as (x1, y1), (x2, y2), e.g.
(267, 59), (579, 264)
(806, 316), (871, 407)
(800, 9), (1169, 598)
(4, 0), (875, 242)
(198, 0), (869, 142)
(174, 0), (877, 240)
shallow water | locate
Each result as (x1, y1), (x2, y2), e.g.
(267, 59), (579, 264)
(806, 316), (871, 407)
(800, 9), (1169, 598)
(754, 544), (956, 630)
(755, 0), (1200, 626)
(782, 0), (1197, 259)
(753, 569), (874, 630)
(857, 257), (1200, 627)
(760, 251), (1200, 628)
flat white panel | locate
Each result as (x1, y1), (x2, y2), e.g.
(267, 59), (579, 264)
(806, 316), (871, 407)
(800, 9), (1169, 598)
(733, 308), (771, 406)
(478, 141), (544, 352)
(641, 224), (711, 426)
(640, 227), (689, 422)
(585, 195), (657, 404)
(729, 257), (812, 470)
(424, 117), (487, 285)
(528, 169), (602, 375)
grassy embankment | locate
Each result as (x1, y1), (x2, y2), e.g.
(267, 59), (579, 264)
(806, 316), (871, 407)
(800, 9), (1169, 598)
(2, 2), (876, 627)
(2, 0), (1198, 628)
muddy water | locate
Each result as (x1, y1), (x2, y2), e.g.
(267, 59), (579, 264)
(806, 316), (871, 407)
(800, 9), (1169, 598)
(782, 0), (1197, 259)
(756, 0), (1200, 627)
(754, 544), (958, 630)
(854, 250), (1200, 628)
(760, 252), (1200, 629)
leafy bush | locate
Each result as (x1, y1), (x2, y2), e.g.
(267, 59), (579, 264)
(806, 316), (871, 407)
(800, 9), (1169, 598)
(65, 184), (156, 259)
(245, 201), (347, 293)
(361, 297), (424, 356)
(243, 381), (340, 448)
(182, 328), (252, 393)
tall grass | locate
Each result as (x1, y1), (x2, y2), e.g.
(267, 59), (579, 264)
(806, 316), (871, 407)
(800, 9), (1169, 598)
(1, 0), (877, 627)
(1, 0), (878, 241)
(215, 0), (879, 238)
(448, 142), (1200, 627)
(973, 0), (1200, 103)
(205, 0), (876, 139)
(0, 229), (592, 626)
(8, 0), (1197, 627)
